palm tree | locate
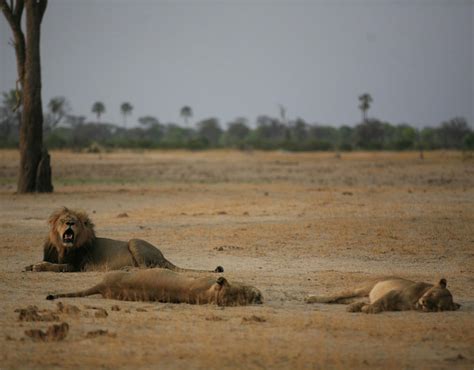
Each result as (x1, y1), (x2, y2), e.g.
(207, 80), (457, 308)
(180, 106), (193, 127)
(278, 104), (291, 141)
(278, 104), (287, 125)
(120, 102), (133, 127)
(48, 96), (70, 128)
(92, 101), (106, 122)
(358, 93), (373, 123)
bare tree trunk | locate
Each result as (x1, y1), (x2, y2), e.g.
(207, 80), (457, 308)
(19, 1), (46, 191)
(2, 0), (53, 193)
(36, 148), (52, 191)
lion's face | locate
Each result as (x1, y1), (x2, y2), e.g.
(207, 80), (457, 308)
(416, 279), (461, 312)
(214, 277), (263, 306)
(48, 207), (95, 250)
(55, 214), (81, 247)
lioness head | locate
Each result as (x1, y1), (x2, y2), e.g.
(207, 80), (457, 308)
(48, 207), (95, 250)
(213, 277), (263, 306)
(416, 279), (461, 312)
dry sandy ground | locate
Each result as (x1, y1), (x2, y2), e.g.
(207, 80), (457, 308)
(0, 149), (473, 370)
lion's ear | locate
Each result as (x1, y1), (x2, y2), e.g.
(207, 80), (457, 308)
(48, 207), (68, 227)
(216, 277), (229, 288)
(453, 302), (461, 310)
(77, 211), (93, 228)
(438, 278), (447, 288)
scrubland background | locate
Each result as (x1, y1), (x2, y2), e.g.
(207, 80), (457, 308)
(0, 149), (473, 369)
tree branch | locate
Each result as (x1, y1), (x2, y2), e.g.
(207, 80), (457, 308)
(0, 0), (16, 28)
(38, 0), (47, 23)
(1, 0), (24, 29)
(13, 0), (23, 21)
(1, 0), (26, 88)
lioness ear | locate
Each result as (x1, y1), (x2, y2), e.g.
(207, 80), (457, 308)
(438, 278), (447, 288)
(216, 277), (229, 288)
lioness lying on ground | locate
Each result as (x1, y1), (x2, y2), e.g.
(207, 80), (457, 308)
(25, 207), (223, 273)
(305, 277), (461, 313)
(46, 268), (263, 306)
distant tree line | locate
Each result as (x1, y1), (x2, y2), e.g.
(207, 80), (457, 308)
(1, 91), (473, 152)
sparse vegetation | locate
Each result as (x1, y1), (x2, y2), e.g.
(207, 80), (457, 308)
(0, 91), (472, 151)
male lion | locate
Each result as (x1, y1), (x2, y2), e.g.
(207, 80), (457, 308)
(305, 277), (461, 313)
(25, 207), (223, 273)
(46, 268), (263, 306)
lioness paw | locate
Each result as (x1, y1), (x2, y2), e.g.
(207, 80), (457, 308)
(347, 302), (366, 312)
(361, 305), (382, 314)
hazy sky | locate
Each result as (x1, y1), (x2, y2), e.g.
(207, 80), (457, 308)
(1, 0), (473, 128)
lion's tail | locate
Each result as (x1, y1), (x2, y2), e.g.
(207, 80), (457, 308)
(127, 239), (224, 273)
(46, 284), (103, 300)
(163, 260), (224, 274)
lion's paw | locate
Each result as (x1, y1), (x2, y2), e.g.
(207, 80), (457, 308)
(27, 262), (50, 272)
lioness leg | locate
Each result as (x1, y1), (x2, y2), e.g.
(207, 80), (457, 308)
(345, 301), (385, 314)
(46, 283), (104, 300)
(360, 291), (401, 314)
(305, 285), (372, 304)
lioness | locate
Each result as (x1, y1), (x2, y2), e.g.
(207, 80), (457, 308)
(46, 268), (263, 306)
(305, 277), (461, 313)
(25, 207), (223, 273)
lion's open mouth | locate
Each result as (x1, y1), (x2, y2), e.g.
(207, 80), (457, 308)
(62, 229), (75, 244)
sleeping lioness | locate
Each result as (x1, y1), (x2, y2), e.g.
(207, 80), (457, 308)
(305, 277), (461, 313)
(25, 207), (223, 273)
(46, 268), (263, 306)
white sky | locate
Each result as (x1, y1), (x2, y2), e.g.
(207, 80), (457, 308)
(1, 0), (473, 128)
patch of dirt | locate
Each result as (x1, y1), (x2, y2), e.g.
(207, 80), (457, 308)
(24, 323), (69, 342)
(241, 315), (267, 323)
(214, 245), (243, 252)
(0, 150), (473, 369)
(16, 306), (59, 322)
(85, 329), (116, 339)
(56, 302), (81, 316)
(92, 308), (108, 318)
